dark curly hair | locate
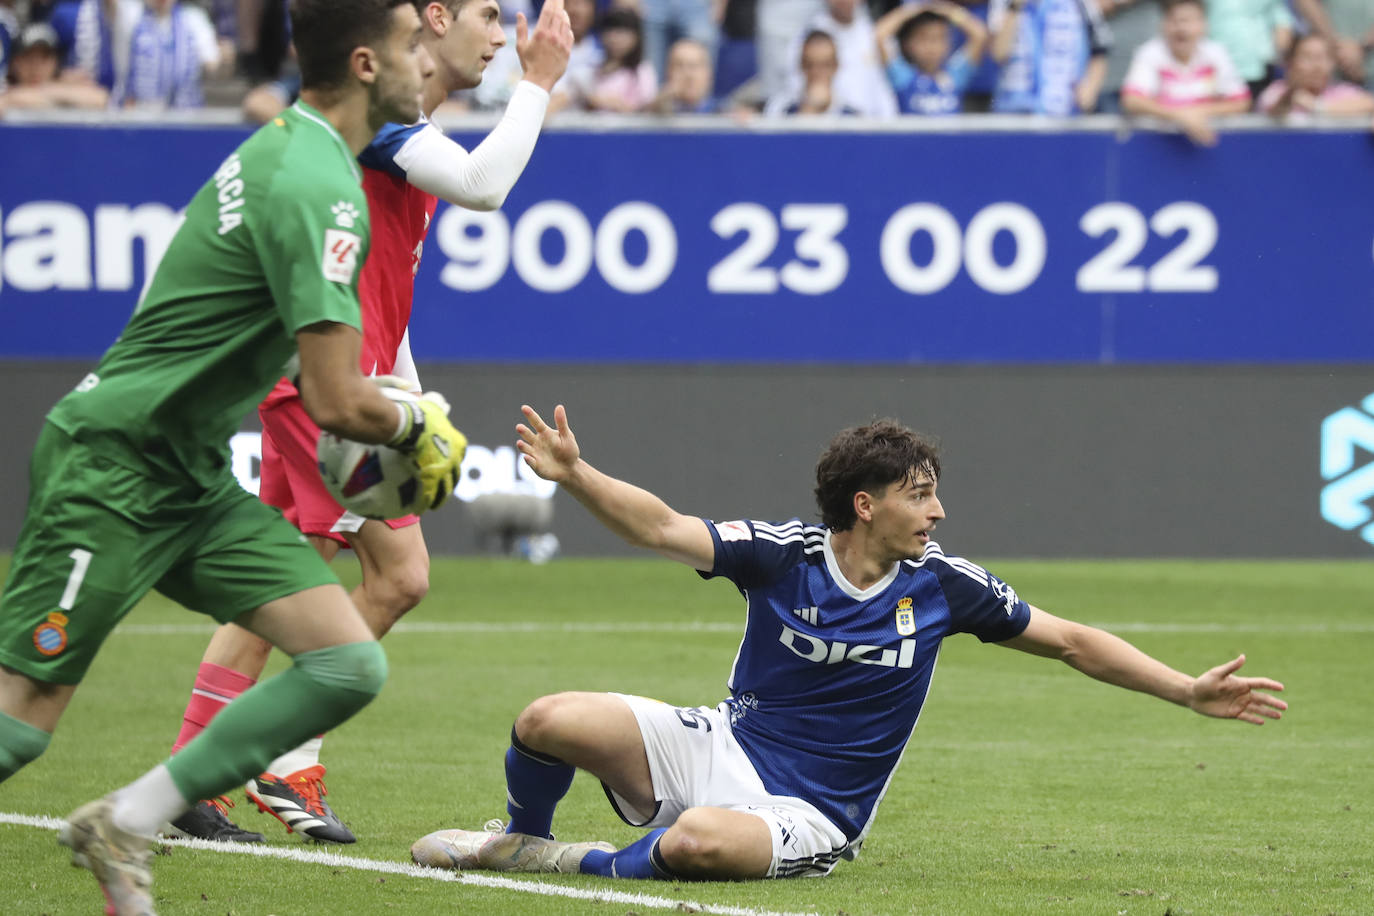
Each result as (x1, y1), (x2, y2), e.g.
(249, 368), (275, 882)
(814, 419), (941, 531)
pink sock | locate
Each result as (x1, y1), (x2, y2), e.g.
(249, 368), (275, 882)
(171, 662), (257, 754)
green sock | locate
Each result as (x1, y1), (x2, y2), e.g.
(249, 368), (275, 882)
(0, 710), (51, 783)
(165, 641), (386, 803)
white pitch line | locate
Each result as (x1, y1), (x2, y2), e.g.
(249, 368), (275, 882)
(114, 620), (744, 636)
(110, 619), (1374, 636)
(0, 812), (817, 916)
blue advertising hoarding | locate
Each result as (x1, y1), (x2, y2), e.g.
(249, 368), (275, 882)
(1, 122), (1370, 362)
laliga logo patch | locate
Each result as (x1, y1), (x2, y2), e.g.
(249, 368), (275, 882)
(33, 612), (69, 657)
(321, 228), (361, 284)
(894, 596), (916, 636)
(715, 520), (752, 542)
(1320, 392), (1374, 546)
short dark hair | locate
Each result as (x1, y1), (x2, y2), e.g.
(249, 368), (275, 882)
(802, 29), (837, 52)
(1160, 0), (1204, 14)
(814, 420), (941, 531)
(292, 0), (413, 90)
(898, 11), (948, 47)
(412, 0), (469, 17)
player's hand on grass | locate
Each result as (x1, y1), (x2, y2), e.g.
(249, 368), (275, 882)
(389, 391), (467, 510)
(1188, 654), (1287, 724)
(518, 0), (573, 92)
(516, 404), (579, 482)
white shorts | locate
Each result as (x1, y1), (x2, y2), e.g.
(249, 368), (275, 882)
(606, 693), (850, 878)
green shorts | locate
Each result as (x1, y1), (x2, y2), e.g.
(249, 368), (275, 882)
(0, 423), (340, 685)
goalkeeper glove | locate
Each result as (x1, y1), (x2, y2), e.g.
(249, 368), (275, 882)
(387, 390), (467, 511)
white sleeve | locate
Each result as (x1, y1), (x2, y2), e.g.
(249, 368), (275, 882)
(391, 328), (420, 391)
(397, 80), (550, 211)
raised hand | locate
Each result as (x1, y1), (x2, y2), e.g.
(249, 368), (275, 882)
(517, 0), (574, 92)
(516, 404), (580, 482)
(1188, 654), (1287, 725)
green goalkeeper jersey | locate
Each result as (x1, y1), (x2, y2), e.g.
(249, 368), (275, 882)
(47, 100), (370, 490)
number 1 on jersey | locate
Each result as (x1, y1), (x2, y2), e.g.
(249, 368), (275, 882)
(59, 549), (93, 611)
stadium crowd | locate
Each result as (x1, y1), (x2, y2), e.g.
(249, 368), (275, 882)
(2, 0), (1374, 132)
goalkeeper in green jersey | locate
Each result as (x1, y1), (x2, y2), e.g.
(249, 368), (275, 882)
(0, 2), (466, 913)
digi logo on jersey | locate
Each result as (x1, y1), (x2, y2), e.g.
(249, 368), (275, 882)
(778, 625), (917, 669)
(1320, 392), (1374, 547)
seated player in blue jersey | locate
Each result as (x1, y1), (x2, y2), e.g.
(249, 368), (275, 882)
(411, 407), (1288, 881)
(876, 1), (988, 115)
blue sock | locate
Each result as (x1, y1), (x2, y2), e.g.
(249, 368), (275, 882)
(504, 726), (575, 839)
(579, 828), (673, 879)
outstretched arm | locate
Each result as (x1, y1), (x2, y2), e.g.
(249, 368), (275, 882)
(1000, 607), (1288, 724)
(516, 405), (716, 571)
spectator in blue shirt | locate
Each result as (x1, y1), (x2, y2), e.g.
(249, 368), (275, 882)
(876, 1), (988, 114)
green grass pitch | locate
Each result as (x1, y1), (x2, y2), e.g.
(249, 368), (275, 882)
(0, 556), (1369, 915)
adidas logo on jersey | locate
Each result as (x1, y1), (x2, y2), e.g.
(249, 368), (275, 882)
(791, 606), (819, 625)
(778, 626), (916, 669)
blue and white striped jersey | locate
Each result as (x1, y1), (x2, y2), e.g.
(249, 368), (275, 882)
(700, 518), (1031, 849)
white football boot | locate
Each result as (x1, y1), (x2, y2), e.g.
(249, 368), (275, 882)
(412, 818), (615, 873)
(58, 795), (156, 916)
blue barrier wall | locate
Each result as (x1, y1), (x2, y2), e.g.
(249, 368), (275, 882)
(2, 123), (1371, 363)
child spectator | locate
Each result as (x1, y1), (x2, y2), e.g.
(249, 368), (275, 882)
(648, 37), (717, 113)
(0, 21), (110, 113)
(988, 0), (1113, 115)
(1258, 32), (1374, 121)
(121, 0), (221, 108)
(875, 0), (988, 115)
(764, 28), (860, 115)
(1121, 0), (1250, 146)
(580, 6), (657, 112)
(793, 0), (896, 117)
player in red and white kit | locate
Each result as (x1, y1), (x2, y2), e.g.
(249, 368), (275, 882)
(165, 0), (573, 844)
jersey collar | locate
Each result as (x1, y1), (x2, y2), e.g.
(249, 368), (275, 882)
(823, 530), (901, 602)
(289, 100), (363, 183)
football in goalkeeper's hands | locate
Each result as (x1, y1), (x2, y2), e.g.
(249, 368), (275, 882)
(316, 390), (427, 520)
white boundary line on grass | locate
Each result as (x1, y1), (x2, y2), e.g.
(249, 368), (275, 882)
(111, 619), (1374, 636)
(0, 812), (817, 916)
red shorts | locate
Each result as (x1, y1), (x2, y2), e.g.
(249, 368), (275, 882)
(258, 395), (420, 547)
